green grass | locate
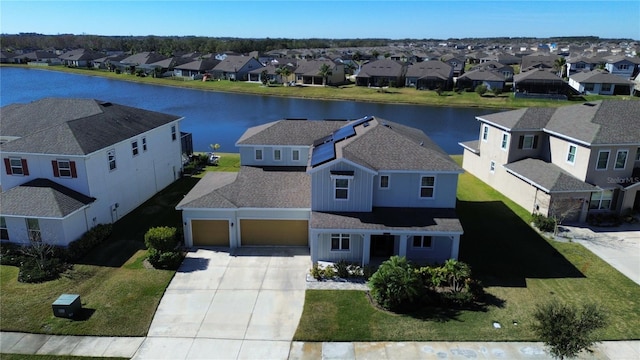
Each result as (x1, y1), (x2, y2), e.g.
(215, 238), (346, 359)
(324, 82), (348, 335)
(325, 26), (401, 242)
(0, 178), (200, 336)
(3, 64), (632, 109)
(294, 155), (640, 341)
(194, 152), (241, 177)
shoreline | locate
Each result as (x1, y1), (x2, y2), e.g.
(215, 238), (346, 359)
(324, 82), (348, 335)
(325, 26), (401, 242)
(2, 64), (606, 110)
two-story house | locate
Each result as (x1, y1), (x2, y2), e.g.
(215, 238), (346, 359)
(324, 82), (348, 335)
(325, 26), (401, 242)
(1, 98), (184, 246)
(177, 116), (464, 266)
(460, 100), (640, 223)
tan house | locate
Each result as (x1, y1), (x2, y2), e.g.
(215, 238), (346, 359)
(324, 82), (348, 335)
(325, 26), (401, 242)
(460, 100), (640, 223)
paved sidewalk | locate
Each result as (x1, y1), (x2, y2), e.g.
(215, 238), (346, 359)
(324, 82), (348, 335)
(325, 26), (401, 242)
(2, 332), (639, 359)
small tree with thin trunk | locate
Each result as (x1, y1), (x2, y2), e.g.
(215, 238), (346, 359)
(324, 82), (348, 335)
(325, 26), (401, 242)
(532, 300), (607, 360)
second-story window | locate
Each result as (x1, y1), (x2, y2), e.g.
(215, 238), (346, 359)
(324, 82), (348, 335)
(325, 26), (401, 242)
(5, 158), (29, 176)
(379, 175), (390, 189)
(292, 149), (300, 161)
(53, 159), (76, 178)
(566, 145), (577, 164)
(107, 149), (117, 171)
(132, 141), (139, 156)
(171, 125), (177, 141)
(142, 137), (148, 152)
(615, 150), (628, 170)
(596, 150), (610, 170)
(255, 149), (263, 161)
(419, 176), (435, 198)
(501, 133), (509, 150)
(518, 135), (538, 150)
(335, 178), (349, 200)
(482, 125), (489, 141)
(274, 149), (282, 161)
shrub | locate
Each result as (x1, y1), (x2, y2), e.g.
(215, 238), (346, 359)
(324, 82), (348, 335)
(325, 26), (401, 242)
(368, 256), (422, 312)
(310, 263), (323, 280)
(65, 224), (113, 261)
(334, 260), (350, 278)
(144, 226), (178, 252)
(147, 248), (184, 270)
(18, 257), (65, 283)
(532, 214), (556, 232)
(475, 84), (488, 96)
(0, 243), (26, 266)
(532, 300), (608, 360)
(323, 265), (336, 279)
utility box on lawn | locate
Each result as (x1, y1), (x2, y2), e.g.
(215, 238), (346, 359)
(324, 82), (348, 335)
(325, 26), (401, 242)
(52, 294), (81, 319)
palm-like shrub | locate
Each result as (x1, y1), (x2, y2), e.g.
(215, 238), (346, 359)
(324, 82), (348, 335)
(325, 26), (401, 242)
(368, 256), (422, 312)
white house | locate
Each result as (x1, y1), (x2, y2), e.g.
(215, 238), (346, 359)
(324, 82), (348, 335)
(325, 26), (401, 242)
(1, 98), (184, 246)
(177, 116), (464, 266)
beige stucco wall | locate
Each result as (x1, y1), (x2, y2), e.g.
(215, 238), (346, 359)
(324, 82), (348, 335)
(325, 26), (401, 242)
(586, 145), (639, 188)
(548, 136), (590, 181)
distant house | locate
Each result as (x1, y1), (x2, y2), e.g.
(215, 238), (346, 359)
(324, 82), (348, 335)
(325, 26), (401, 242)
(355, 59), (406, 87)
(513, 68), (567, 97)
(440, 54), (466, 77)
(174, 58), (220, 78)
(177, 116), (464, 266)
(293, 59), (345, 86)
(603, 55), (640, 80)
(210, 55), (263, 81)
(520, 54), (562, 72)
(405, 60), (453, 90)
(460, 100), (640, 223)
(456, 68), (505, 92)
(479, 53), (521, 66)
(248, 63), (296, 84)
(470, 61), (514, 81)
(566, 56), (603, 75)
(58, 49), (105, 68)
(9, 51), (60, 65)
(1, 98), (185, 246)
(569, 69), (634, 95)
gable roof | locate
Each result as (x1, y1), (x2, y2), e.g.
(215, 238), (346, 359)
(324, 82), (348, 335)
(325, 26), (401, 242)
(0, 98), (182, 155)
(405, 60), (452, 80)
(570, 69), (634, 85)
(58, 48), (105, 61)
(294, 59), (339, 75)
(236, 119), (345, 146)
(1, 178), (95, 218)
(478, 100), (640, 145)
(119, 52), (167, 65)
(212, 55), (261, 73)
(357, 59), (405, 77)
(514, 68), (564, 82)
(457, 68), (505, 82)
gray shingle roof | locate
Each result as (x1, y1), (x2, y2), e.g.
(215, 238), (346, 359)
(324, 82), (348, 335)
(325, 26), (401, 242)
(457, 69), (505, 82)
(311, 207), (463, 233)
(513, 68), (564, 82)
(357, 59), (404, 77)
(570, 69), (633, 85)
(236, 120), (345, 146)
(405, 60), (452, 80)
(0, 98), (182, 155)
(478, 100), (640, 145)
(177, 166), (310, 209)
(1, 179), (95, 218)
(504, 158), (599, 193)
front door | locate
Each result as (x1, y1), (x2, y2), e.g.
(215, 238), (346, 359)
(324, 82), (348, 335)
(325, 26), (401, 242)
(370, 234), (394, 258)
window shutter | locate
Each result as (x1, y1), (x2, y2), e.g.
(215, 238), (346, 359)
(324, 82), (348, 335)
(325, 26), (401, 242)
(518, 136), (524, 149)
(3, 158), (11, 175)
(21, 159), (29, 176)
(52, 160), (60, 177)
(70, 161), (77, 178)
(533, 135), (539, 149)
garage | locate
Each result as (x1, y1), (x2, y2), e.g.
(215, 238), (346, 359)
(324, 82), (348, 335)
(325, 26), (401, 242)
(240, 219), (308, 246)
(191, 220), (229, 246)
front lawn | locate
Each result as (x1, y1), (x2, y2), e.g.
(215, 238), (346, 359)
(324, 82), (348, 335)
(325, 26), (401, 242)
(294, 156), (640, 341)
(0, 177), (200, 336)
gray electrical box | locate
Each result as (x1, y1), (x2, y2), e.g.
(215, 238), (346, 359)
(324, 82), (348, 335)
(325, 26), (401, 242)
(52, 294), (81, 319)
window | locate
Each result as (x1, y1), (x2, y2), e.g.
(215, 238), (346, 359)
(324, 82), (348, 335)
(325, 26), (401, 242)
(489, 160), (496, 173)
(142, 137), (148, 152)
(330, 233), (350, 251)
(53, 160), (76, 178)
(420, 176), (435, 198)
(501, 133), (509, 150)
(518, 135), (538, 150)
(566, 145), (577, 164)
(255, 149), (263, 161)
(590, 190), (613, 210)
(292, 149), (300, 161)
(379, 175), (390, 189)
(619, 64), (629, 70)
(171, 125), (177, 141)
(584, 83), (595, 91)
(636, 147), (640, 161)
(273, 149), (282, 161)
(26, 218), (41, 242)
(601, 84), (611, 92)
(4, 158), (29, 176)
(596, 150), (610, 170)
(482, 125), (489, 141)
(0, 217), (8, 240)
(412, 235), (432, 248)
(335, 178), (349, 199)
(132, 141), (139, 156)
(107, 149), (117, 171)
(614, 150), (628, 170)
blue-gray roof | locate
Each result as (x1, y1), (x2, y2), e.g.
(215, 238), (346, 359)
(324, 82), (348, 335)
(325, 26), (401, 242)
(1, 179), (95, 218)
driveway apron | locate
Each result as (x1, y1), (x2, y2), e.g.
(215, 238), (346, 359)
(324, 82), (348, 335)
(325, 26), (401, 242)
(134, 247), (310, 360)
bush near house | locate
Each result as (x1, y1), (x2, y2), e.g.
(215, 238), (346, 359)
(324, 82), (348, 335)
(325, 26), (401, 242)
(144, 226), (184, 270)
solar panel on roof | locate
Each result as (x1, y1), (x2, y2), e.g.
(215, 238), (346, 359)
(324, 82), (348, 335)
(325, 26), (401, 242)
(332, 125), (356, 141)
(310, 141), (336, 167)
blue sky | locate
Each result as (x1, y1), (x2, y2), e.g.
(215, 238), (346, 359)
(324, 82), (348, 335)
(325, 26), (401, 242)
(1, 1), (638, 40)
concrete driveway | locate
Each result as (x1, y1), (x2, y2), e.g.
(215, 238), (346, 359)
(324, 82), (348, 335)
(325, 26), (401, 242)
(133, 247), (311, 360)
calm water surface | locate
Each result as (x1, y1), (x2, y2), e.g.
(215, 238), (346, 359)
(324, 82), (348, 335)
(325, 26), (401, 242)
(0, 67), (496, 153)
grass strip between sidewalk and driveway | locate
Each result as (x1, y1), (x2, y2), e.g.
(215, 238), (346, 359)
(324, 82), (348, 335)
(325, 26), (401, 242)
(293, 155), (640, 342)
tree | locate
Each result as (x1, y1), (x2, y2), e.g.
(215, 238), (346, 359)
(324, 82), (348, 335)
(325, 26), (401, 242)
(548, 197), (583, 236)
(260, 69), (269, 86)
(209, 143), (221, 152)
(368, 256), (422, 312)
(441, 259), (471, 293)
(318, 63), (333, 86)
(554, 57), (567, 78)
(275, 66), (292, 85)
(475, 84), (488, 96)
(532, 300), (607, 360)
